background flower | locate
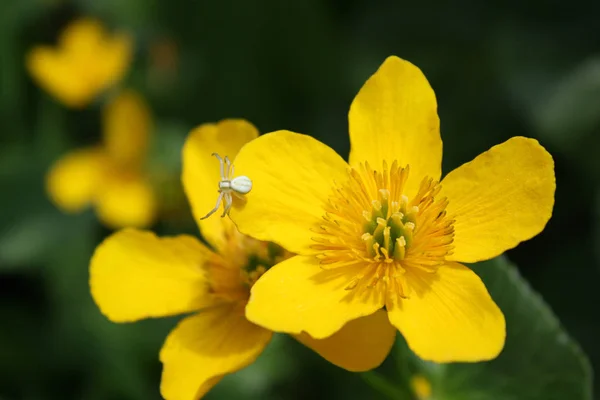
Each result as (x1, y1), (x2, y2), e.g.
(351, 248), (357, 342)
(46, 89), (157, 228)
(26, 18), (132, 108)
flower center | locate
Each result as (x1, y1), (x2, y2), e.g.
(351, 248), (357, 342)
(311, 161), (454, 297)
(207, 224), (291, 303)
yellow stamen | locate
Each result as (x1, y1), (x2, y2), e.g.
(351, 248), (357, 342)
(207, 223), (292, 303)
(316, 161), (455, 298)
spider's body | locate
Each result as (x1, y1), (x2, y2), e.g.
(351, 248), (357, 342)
(200, 153), (252, 220)
(224, 176), (252, 194)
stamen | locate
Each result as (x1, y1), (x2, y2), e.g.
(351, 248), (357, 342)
(394, 236), (406, 260)
(312, 161), (455, 298)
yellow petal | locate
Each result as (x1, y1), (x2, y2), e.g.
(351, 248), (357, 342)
(440, 137), (555, 263)
(295, 310), (396, 372)
(26, 18), (132, 108)
(230, 131), (348, 254)
(95, 175), (157, 229)
(182, 119), (258, 251)
(59, 18), (106, 51)
(95, 32), (133, 91)
(26, 47), (93, 108)
(387, 262), (505, 362)
(46, 148), (107, 213)
(90, 229), (214, 322)
(160, 306), (272, 400)
(348, 56), (442, 197)
(103, 90), (152, 168)
(246, 255), (385, 339)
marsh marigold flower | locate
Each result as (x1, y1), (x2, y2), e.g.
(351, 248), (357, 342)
(47, 90), (156, 228)
(26, 18), (132, 108)
(90, 120), (397, 400)
(225, 56), (556, 362)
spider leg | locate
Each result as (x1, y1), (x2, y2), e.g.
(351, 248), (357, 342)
(224, 156), (232, 179)
(212, 153), (225, 180)
(230, 163), (235, 178)
(200, 192), (224, 220)
(221, 193), (233, 217)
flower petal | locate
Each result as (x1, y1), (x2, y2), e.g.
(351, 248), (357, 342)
(246, 255), (385, 339)
(387, 262), (505, 362)
(230, 131), (348, 254)
(103, 90), (151, 168)
(61, 18), (132, 89)
(95, 175), (157, 229)
(348, 56), (442, 197)
(182, 119), (259, 251)
(59, 18), (106, 51)
(45, 147), (108, 213)
(440, 137), (555, 263)
(26, 47), (92, 108)
(160, 306), (272, 400)
(295, 310), (396, 372)
(26, 19), (132, 108)
(96, 32), (133, 91)
(90, 229), (213, 322)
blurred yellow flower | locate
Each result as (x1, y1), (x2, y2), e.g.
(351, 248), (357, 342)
(46, 90), (156, 228)
(26, 18), (132, 108)
(226, 56), (556, 363)
(90, 120), (397, 400)
(410, 375), (432, 399)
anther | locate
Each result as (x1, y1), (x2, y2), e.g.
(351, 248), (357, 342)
(372, 200), (382, 214)
(394, 236), (406, 260)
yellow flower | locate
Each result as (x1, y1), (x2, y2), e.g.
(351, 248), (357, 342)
(226, 56), (556, 362)
(46, 90), (156, 228)
(90, 120), (397, 400)
(26, 18), (132, 108)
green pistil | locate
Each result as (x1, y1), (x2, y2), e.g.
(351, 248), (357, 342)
(244, 254), (268, 274)
(362, 191), (419, 261)
(245, 242), (285, 274)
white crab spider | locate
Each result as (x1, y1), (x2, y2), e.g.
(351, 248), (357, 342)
(200, 153), (252, 220)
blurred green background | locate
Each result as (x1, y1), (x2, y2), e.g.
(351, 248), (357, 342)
(0, 0), (598, 399)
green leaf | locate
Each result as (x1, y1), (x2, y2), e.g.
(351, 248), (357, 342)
(416, 256), (592, 400)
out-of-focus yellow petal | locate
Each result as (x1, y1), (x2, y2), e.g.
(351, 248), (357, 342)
(96, 175), (156, 229)
(160, 306), (272, 400)
(387, 262), (505, 362)
(59, 18), (105, 51)
(348, 56), (442, 198)
(96, 32), (133, 90)
(440, 137), (555, 263)
(46, 147), (107, 212)
(246, 255), (385, 339)
(90, 229), (214, 322)
(182, 119), (258, 252)
(230, 131), (348, 254)
(103, 90), (152, 168)
(295, 310), (396, 372)
(26, 47), (93, 108)
(60, 18), (133, 86)
(26, 18), (132, 108)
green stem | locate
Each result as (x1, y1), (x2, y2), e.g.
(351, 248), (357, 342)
(395, 336), (413, 390)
